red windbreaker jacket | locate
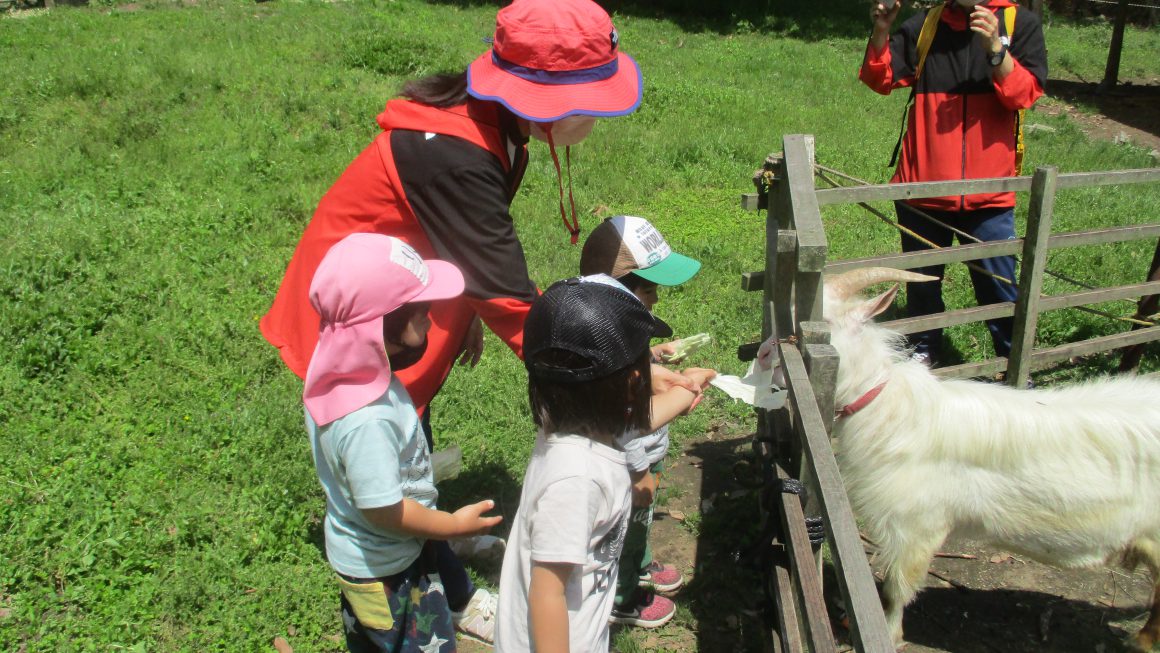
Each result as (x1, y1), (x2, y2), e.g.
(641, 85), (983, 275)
(260, 99), (535, 411)
(859, 0), (1047, 211)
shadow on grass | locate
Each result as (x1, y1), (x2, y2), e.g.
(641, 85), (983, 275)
(1048, 78), (1160, 141)
(683, 434), (771, 652)
(423, 0), (877, 40)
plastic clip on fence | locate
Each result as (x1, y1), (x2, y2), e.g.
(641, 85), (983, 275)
(776, 477), (826, 547)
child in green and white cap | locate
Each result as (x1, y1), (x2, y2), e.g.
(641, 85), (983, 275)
(580, 215), (713, 629)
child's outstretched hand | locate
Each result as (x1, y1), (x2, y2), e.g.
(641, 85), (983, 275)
(652, 341), (680, 363)
(451, 499), (504, 537)
(682, 367), (717, 390)
(679, 367), (717, 414)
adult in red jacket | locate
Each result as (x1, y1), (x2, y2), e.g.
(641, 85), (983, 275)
(261, 0), (642, 410)
(860, 0), (1046, 367)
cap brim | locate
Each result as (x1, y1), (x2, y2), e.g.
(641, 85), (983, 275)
(633, 252), (701, 286)
(652, 314), (673, 339)
(467, 52), (642, 122)
(409, 260), (465, 303)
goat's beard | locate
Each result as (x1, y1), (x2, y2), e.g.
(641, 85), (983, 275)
(387, 337), (428, 371)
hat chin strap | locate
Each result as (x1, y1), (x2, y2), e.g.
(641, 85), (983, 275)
(545, 125), (580, 245)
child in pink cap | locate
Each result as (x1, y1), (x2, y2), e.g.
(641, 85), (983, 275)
(304, 233), (502, 653)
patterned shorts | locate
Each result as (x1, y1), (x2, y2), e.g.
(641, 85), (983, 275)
(337, 556), (456, 653)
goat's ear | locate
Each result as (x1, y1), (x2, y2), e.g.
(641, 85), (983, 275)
(856, 284), (900, 322)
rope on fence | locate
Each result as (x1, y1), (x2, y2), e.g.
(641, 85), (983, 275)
(812, 164), (1160, 329)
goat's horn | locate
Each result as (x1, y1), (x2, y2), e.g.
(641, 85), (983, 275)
(826, 267), (939, 301)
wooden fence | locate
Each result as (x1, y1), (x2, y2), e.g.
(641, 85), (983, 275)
(738, 133), (1160, 652)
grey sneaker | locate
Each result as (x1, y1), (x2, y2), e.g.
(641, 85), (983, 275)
(452, 588), (497, 644)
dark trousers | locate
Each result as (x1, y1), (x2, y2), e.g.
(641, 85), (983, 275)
(420, 408), (475, 613)
(897, 201), (1019, 360)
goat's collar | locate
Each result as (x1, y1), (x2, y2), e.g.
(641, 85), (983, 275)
(835, 381), (888, 420)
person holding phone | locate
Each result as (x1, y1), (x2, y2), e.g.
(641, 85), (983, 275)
(859, 0), (1047, 369)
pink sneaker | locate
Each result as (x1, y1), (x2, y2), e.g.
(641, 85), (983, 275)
(638, 561), (684, 593)
(609, 592), (676, 628)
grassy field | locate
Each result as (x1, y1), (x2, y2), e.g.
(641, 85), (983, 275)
(1, 0), (1158, 651)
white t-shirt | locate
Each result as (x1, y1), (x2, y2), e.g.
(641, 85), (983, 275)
(496, 434), (631, 652)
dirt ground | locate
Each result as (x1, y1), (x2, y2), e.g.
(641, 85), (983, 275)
(1037, 78), (1160, 154)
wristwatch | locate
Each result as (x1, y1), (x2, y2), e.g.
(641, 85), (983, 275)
(988, 44), (1008, 67)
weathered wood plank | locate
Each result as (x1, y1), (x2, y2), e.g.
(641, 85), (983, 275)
(1056, 167), (1160, 189)
(803, 343), (838, 428)
(1040, 281), (1160, 312)
(743, 271), (764, 292)
(815, 176), (1031, 206)
(773, 234), (797, 340)
(1120, 241), (1160, 372)
(779, 344), (895, 652)
(800, 321), (830, 347)
(784, 136), (827, 267)
(931, 358), (1009, 380)
(770, 560), (806, 653)
(775, 463), (838, 653)
(1008, 167), (1058, 386)
(814, 169), (1160, 207)
(932, 326), (1160, 379)
(885, 303), (1014, 335)
(1030, 326), (1160, 368)
(824, 239), (1023, 274)
(1049, 224), (1160, 248)
(742, 192), (762, 211)
(796, 270), (824, 331)
(825, 224), (1160, 277)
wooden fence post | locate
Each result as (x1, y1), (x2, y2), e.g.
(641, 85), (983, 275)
(1008, 166), (1058, 386)
(1118, 239), (1160, 372)
(1100, 0), (1130, 92)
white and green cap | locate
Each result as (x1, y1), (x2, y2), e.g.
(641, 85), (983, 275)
(579, 215), (701, 286)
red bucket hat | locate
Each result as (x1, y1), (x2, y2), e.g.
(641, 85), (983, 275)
(467, 0), (642, 122)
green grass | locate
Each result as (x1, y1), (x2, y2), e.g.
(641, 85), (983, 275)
(1, 1), (1158, 650)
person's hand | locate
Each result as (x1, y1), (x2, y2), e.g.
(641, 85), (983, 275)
(451, 499), (503, 537)
(652, 341), (681, 364)
(457, 314), (484, 368)
(682, 367), (717, 391)
(969, 5), (1003, 54)
(870, 1), (902, 35)
(651, 363), (698, 395)
(630, 470), (658, 508)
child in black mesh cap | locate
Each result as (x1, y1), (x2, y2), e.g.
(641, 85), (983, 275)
(495, 275), (695, 652)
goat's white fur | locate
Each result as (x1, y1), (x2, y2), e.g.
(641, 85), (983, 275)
(822, 275), (1160, 651)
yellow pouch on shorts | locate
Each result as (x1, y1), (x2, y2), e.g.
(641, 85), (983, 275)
(336, 576), (395, 631)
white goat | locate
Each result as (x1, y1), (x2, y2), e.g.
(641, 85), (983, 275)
(821, 267), (1160, 651)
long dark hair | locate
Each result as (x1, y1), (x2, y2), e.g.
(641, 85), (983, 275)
(399, 72), (470, 108)
(527, 350), (653, 441)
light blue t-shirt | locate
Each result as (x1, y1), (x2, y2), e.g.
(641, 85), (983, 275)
(306, 376), (437, 579)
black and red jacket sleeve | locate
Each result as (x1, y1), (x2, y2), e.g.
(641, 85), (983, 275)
(391, 128), (538, 358)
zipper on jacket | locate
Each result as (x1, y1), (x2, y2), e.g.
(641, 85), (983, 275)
(960, 85), (969, 212)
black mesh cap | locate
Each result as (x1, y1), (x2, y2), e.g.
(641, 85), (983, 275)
(524, 275), (663, 383)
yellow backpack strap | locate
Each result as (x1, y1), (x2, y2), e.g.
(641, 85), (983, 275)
(1000, 7), (1026, 174)
(889, 5), (944, 167)
(912, 4), (944, 85)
